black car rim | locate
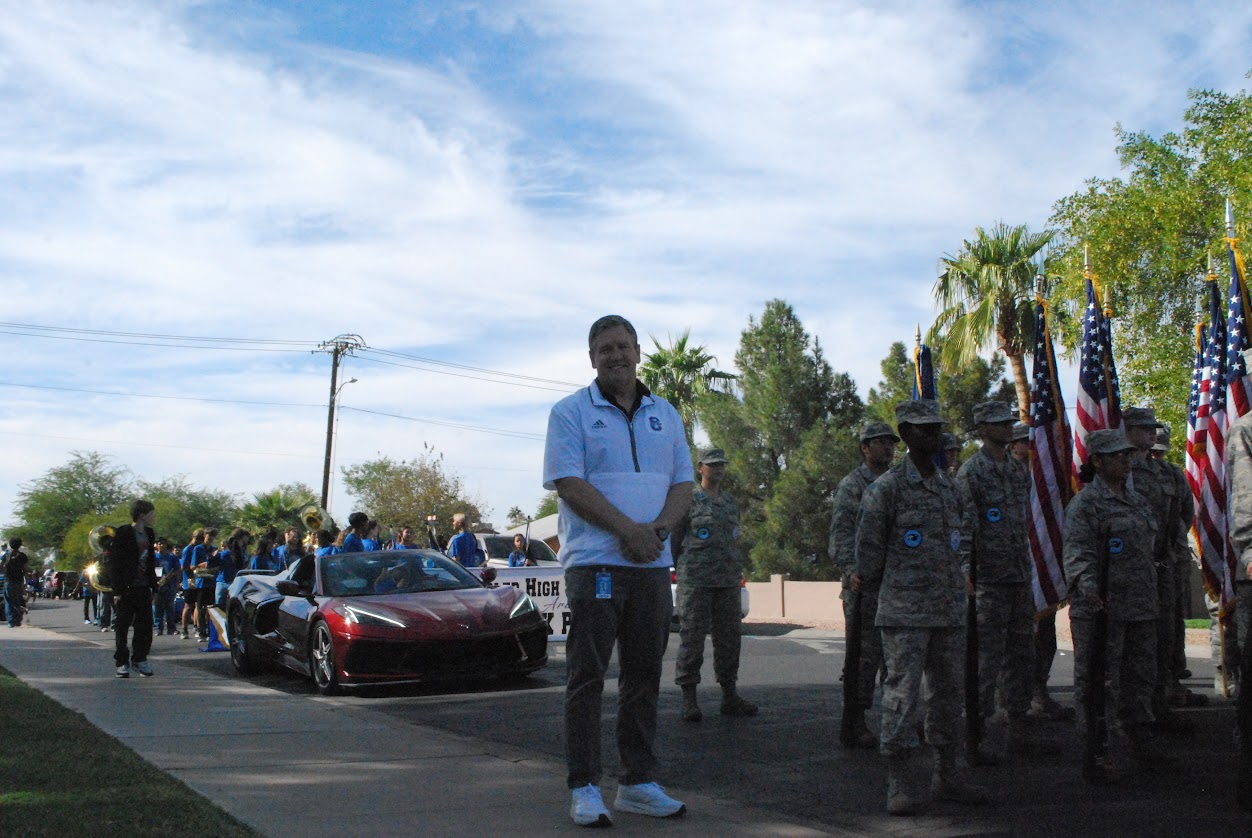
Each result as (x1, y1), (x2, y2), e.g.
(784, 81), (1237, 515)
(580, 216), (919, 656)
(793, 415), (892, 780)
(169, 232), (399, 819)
(311, 624), (334, 687)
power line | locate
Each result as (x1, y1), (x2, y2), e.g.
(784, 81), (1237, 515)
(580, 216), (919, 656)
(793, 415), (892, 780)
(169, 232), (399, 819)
(352, 353), (575, 393)
(362, 346), (581, 388)
(0, 430), (308, 459)
(0, 381), (325, 409)
(340, 406), (546, 441)
(0, 329), (312, 353)
(0, 321), (318, 347)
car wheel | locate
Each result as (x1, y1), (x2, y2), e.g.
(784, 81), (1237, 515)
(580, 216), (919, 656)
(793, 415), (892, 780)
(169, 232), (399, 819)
(309, 621), (340, 696)
(227, 606), (257, 676)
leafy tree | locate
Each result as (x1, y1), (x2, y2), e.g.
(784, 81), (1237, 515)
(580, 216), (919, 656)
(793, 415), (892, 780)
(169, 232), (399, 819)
(866, 341), (1016, 439)
(136, 476), (239, 545)
(640, 330), (736, 445)
(341, 446), (486, 535)
(7, 451), (131, 556)
(535, 491), (559, 519)
(698, 300), (865, 579)
(236, 483), (318, 535)
(930, 222), (1055, 419)
(1049, 82), (1252, 446)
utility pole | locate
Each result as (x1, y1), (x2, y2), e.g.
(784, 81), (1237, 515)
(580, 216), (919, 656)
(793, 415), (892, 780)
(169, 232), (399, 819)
(315, 334), (365, 510)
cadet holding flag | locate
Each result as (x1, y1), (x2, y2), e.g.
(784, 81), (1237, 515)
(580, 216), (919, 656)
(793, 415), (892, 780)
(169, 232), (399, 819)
(830, 421), (900, 748)
(956, 401), (1053, 764)
(856, 400), (988, 816)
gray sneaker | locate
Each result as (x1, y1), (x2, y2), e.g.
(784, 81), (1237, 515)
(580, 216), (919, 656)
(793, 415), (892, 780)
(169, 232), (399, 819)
(570, 784), (611, 828)
(614, 782), (685, 818)
(115, 664), (130, 678)
(135, 660), (153, 677)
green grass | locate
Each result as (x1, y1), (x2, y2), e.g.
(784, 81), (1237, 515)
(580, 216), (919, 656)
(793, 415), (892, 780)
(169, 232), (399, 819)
(1185, 618), (1211, 629)
(0, 667), (257, 838)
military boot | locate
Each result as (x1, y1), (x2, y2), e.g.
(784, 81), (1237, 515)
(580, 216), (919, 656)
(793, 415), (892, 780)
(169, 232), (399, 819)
(886, 749), (924, 816)
(931, 745), (990, 805)
(974, 709), (1008, 766)
(720, 682), (758, 717)
(681, 685), (702, 723)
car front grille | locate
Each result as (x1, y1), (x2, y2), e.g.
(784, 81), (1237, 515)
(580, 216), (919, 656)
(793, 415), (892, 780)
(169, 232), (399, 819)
(345, 627), (547, 678)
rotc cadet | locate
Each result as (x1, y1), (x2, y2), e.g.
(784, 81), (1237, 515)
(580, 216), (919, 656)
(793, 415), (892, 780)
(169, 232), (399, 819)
(1064, 428), (1172, 783)
(856, 399), (988, 816)
(1123, 407), (1199, 733)
(1009, 422), (1030, 462)
(829, 420), (900, 747)
(673, 447), (758, 722)
(957, 401), (1052, 764)
(1226, 406), (1252, 704)
(943, 432), (963, 477)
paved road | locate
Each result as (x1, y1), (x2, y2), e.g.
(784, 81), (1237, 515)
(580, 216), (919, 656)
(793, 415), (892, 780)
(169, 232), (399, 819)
(4, 598), (1248, 837)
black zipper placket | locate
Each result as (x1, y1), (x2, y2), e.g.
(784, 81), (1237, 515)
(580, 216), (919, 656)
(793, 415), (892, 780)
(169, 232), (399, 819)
(610, 401), (642, 472)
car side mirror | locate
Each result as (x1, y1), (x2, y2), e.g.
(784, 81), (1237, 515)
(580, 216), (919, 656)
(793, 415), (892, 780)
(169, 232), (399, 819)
(275, 580), (303, 596)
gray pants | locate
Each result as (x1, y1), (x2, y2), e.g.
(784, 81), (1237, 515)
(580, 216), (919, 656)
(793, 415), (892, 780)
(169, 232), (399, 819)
(564, 566), (671, 789)
(976, 581), (1035, 720)
(1152, 562), (1177, 713)
(841, 590), (883, 710)
(675, 585), (742, 688)
(1071, 617), (1156, 735)
(879, 626), (964, 756)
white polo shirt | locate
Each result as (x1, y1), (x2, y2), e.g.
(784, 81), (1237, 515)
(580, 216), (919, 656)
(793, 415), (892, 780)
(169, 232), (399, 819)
(543, 380), (694, 569)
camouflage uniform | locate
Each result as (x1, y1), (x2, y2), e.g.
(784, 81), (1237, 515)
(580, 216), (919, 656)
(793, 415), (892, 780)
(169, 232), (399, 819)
(856, 455), (966, 756)
(674, 485), (745, 689)
(1226, 412), (1252, 696)
(1063, 473), (1159, 738)
(956, 445), (1033, 723)
(830, 462), (885, 709)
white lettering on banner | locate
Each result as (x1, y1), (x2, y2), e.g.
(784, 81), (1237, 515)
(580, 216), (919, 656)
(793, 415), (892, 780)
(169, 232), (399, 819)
(471, 567), (570, 641)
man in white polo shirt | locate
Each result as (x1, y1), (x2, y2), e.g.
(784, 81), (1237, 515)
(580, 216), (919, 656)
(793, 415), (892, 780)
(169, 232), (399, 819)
(544, 314), (694, 828)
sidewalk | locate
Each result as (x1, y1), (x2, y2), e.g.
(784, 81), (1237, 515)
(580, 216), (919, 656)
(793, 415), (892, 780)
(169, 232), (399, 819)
(0, 614), (858, 838)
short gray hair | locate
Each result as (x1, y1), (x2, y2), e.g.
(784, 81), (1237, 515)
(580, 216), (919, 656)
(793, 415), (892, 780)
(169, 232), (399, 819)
(588, 315), (637, 350)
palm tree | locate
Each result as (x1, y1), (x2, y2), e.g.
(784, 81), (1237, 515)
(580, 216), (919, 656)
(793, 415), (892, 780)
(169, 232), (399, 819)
(236, 483), (318, 534)
(639, 330), (736, 446)
(929, 221), (1054, 419)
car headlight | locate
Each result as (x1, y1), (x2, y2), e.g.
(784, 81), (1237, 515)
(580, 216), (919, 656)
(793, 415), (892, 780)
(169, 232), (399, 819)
(332, 604), (407, 628)
(510, 594), (538, 620)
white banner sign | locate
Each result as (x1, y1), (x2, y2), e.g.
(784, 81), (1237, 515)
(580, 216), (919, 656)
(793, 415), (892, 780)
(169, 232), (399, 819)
(471, 566), (569, 641)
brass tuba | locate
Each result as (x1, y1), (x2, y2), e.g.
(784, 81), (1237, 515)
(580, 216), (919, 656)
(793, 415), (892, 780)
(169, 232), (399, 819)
(86, 524), (116, 593)
(301, 505), (327, 532)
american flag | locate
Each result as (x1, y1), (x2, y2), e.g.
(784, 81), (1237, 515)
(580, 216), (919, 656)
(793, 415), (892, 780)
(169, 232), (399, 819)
(1197, 279), (1233, 608)
(1027, 298), (1072, 610)
(1185, 321), (1207, 509)
(1072, 278), (1122, 483)
(913, 341), (936, 400)
(1226, 239), (1252, 416)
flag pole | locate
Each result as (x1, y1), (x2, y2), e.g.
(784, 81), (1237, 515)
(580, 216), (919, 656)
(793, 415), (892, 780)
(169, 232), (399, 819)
(1208, 250), (1232, 700)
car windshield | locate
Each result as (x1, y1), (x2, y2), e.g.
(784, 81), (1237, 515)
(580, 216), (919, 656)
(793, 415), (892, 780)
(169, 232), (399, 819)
(481, 535), (558, 563)
(320, 550), (481, 597)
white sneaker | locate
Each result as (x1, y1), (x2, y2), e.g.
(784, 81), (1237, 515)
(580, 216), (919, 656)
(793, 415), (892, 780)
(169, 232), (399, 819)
(135, 660), (153, 677)
(614, 782), (686, 818)
(570, 784), (611, 828)
(115, 664), (130, 678)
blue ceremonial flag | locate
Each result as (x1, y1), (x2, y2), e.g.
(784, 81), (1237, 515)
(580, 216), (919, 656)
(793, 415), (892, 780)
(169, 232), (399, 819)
(912, 341), (936, 401)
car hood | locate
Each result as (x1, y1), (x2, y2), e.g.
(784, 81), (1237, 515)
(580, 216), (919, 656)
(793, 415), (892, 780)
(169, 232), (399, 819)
(340, 587), (522, 635)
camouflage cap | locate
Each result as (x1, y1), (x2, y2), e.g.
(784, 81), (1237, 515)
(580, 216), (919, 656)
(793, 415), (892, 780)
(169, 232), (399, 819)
(1087, 428), (1136, 455)
(859, 421), (900, 443)
(1122, 406), (1165, 428)
(942, 432), (960, 450)
(1011, 422), (1030, 441)
(895, 399), (945, 426)
(1152, 425), (1171, 452)
(973, 400), (1015, 426)
(697, 447), (729, 465)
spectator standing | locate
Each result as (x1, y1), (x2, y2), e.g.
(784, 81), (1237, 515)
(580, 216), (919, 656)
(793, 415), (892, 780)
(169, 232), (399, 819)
(5, 538), (30, 627)
(191, 528), (219, 641)
(673, 447), (757, 723)
(508, 534), (529, 567)
(110, 500), (159, 677)
(544, 314), (693, 827)
(446, 514), (484, 567)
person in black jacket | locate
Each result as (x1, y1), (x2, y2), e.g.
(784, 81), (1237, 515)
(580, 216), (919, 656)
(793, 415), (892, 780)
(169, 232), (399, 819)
(110, 499), (159, 678)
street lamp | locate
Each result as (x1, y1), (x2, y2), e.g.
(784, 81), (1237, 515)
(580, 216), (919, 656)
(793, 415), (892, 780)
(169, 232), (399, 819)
(321, 376), (357, 510)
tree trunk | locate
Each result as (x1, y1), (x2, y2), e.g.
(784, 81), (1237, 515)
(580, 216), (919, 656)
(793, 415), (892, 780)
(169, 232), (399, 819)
(1007, 351), (1030, 422)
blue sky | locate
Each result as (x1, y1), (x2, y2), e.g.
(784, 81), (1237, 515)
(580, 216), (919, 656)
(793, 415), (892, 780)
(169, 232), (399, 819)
(2, 1), (1251, 538)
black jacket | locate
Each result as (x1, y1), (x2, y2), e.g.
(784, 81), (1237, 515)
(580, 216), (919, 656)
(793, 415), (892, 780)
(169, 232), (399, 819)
(109, 523), (158, 591)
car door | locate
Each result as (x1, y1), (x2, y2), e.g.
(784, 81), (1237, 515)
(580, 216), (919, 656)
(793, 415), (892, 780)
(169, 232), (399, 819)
(275, 560), (321, 671)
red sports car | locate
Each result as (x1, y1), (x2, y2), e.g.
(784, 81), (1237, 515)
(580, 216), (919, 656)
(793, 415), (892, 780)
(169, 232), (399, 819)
(225, 549), (549, 694)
